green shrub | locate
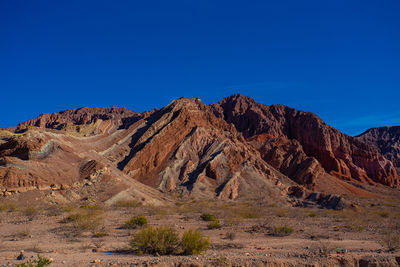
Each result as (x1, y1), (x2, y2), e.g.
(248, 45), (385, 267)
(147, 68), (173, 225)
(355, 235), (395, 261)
(15, 254), (52, 267)
(275, 208), (288, 217)
(208, 219), (221, 229)
(130, 226), (180, 255)
(270, 225), (294, 236)
(93, 231), (108, 238)
(130, 226), (211, 255)
(61, 210), (103, 232)
(180, 229), (210, 255)
(200, 213), (217, 222)
(125, 216), (148, 229)
(376, 211), (390, 218)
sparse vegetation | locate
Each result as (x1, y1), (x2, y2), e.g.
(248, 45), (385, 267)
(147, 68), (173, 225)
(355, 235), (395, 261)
(224, 231), (236, 240)
(124, 216), (148, 229)
(269, 225), (293, 236)
(180, 229), (210, 255)
(201, 213), (217, 222)
(376, 211), (390, 218)
(0, 201), (17, 212)
(15, 254), (52, 267)
(93, 231), (108, 238)
(208, 219), (222, 229)
(130, 226), (180, 255)
(130, 226), (210, 255)
(61, 207), (104, 233)
(275, 208), (289, 217)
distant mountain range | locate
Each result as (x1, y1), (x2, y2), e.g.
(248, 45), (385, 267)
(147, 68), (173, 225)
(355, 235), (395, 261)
(0, 94), (398, 206)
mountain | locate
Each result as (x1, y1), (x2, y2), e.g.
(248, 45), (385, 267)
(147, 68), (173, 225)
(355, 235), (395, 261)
(0, 95), (398, 206)
(211, 94), (399, 188)
(357, 126), (400, 171)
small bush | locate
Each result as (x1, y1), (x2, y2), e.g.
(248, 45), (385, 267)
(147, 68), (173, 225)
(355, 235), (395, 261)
(125, 216), (148, 229)
(200, 213), (217, 222)
(130, 226), (211, 255)
(130, 226), (180, 255)
(275, 208), (288, 217)
(0, 201), (17, 212)
(93, 231), (108, 238)
(308, 212), (317, 217)
(61, 209), (103, 232)
(225, 231), (236, 240)
(15, 254), (52, 267)
(180, 229), (210, 255)
(269, 225), (293, 236)
(24, 207), (39, 218)
(376, 211), (390, 218)
(208, 219), (221, 229)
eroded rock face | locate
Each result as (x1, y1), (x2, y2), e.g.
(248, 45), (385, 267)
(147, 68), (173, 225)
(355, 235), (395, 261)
(116, 97), (294, 200)
(211, 94), (399, 188)
(247, 133), (325, 189)
(357, 126), (400, 169)
(15, 107), (140, 135)
(1, 95), (398, 204)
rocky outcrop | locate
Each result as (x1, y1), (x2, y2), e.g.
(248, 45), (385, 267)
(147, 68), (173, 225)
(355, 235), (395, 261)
(247, 133), (325, 189)
(211, 94), (399, 188)
(14, 107), (140, 135)
(1, 94), (399, 204)
(357, 126), (400, 169)
(117, 97), (294, 200)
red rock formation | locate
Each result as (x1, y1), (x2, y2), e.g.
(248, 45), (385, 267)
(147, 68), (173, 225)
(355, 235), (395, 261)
(248, 133), (325, 189)
(14, 107), (140, 135)
(116, 97), (294, 200)
(357, 126), (400, 169)
(211, 94), (399, 187)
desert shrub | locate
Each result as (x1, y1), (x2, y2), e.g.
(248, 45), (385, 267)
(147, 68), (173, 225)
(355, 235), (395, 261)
(93, 231), (108, 238)
(208, 219), (222, 229)
(180, 229), (210, 255)
(376, 211), (390, 218)
(225, 231), (236, 240)
(130, 226), (180, 255)
(0, 201), (17, 212)
(275, 208), (288, 217)
(125, 216), (148, 229)
(61, 209), (103, 232)
(15, 254), (52, 267)
(200, 213), (217, 222)
(269, 225), (293, 236)
(308, 212), (317, 217)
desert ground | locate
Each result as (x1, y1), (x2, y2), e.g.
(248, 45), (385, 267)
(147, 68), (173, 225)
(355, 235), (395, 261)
(1, 183), (400, 267)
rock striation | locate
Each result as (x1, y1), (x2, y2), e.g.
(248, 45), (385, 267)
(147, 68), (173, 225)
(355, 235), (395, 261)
(15, 107), (140, 136)
(1, 94), (399, 204)
(357, 126), (400, 170)
(211, 94), (399, 188)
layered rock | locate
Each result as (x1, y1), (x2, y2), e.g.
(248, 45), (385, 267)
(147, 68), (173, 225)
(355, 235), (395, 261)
(357, 126), (400, 169)
(14, 107), (140, 136)
(211, 94), (399, 187)
(247, 133), (325, 189)
(117, 97), (294, 200)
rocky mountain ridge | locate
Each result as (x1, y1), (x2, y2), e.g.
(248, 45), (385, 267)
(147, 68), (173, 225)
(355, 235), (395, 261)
(0, 95), (399, 206)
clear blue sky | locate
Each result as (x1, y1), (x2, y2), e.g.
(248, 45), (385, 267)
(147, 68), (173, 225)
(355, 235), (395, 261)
(1, 1), (399, 135)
